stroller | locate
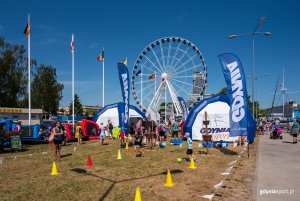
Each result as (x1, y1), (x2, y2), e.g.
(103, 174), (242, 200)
(270, 127), (283, 139)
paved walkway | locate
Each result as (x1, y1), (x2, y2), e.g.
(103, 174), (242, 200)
(254, 132), (300, 201)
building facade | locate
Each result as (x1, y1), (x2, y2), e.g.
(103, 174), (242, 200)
(0, 107), (46, 125)
(266, 102), (300, 119)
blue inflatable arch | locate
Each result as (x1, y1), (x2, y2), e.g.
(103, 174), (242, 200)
(184, 95), (230, 140)
(184, 95), (256, 143)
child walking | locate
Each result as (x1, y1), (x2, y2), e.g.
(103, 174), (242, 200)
(185, 133), (196, 161)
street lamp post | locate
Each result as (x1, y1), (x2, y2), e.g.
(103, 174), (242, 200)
(247, 74), (270, 119)
(228, 17), (271, 119)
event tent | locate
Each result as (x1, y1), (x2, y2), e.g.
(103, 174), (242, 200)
(92, 102), (147, 128)
(184, 95), (238, 141)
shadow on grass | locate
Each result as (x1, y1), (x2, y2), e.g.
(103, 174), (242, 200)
(71, 168), (183, 200)
(214, 147), (238, 155)
(0, 148), (29, 154)
(197, 150), (207, 155)
(60, 153), (72, 158)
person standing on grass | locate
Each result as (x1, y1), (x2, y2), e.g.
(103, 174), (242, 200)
(53, 121), (63, 159)
(291, 119), (299, 144)
(60, 123), (67, 146)
(172, 120), (179, 140)
(99, 122), (105, 145)
(185, 133), (196, 161)
(108, 120), (113, 138)
(75, 123), (82, 145)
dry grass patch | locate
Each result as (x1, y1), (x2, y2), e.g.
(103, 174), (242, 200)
(0, 138), (256, 201)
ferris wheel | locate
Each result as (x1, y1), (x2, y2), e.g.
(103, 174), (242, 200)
(131, 36), (207, 120)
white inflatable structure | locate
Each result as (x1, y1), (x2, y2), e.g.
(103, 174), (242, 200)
(184, 95), (238, 142)
(92, 102), (146, 128)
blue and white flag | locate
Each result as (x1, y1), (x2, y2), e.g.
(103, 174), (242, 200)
(117, 63), (130, 136)
(218, 53), (249, 137)
(177, 97), (188, 120)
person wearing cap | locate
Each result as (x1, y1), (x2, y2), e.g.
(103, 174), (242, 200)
(185, 132), (196, 161)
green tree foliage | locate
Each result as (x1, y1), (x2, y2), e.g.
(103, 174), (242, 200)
(69, 94), (83, 116)
(217, 87), (227, 95)
(31, 65), (64, 115)
(0, 37), (28, 107)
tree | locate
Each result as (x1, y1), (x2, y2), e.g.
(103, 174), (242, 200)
(0, 37), (28, 107)
(217, 87), (227, 95)
(69, 94), (83, 116)
(31, 65), (64, 115)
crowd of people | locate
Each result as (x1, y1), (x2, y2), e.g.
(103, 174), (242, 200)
(257, 117), (299, 143)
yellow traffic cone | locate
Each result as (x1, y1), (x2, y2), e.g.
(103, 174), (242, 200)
(134, 187), (142, 201)
(50, 161), (59, 175)
(125, 142), (129, 151)
(164, 169), (174, 187)
(189, 157), (196, 169)
(117, 150), (122, 160)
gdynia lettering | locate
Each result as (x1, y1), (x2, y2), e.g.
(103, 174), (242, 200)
(226, 61), (245, 122)
(200, 128), (230, 134)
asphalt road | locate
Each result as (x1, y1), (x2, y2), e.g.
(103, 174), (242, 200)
(254, 131), (300, 201)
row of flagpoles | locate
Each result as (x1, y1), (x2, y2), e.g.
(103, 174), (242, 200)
(24, 13), (158, 126)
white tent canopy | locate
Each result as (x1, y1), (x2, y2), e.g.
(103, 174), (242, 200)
(92, 102), (146, 128)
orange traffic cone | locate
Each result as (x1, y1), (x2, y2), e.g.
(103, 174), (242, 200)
(164, 169), (174, 187)
(86, 155), (93, 167)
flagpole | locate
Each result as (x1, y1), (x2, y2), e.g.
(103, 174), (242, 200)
(28, 13), (31, 132)
(102, 55), (105, 107)
(72, 34), (75, 130)
(141, 71), (143, 109)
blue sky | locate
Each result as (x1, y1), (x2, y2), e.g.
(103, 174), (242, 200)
(0, 0), (299, 109)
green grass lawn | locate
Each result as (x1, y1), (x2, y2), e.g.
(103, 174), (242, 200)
(0, 138), (256, 201)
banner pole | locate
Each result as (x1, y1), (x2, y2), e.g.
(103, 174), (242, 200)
(248, 142), (250, 159)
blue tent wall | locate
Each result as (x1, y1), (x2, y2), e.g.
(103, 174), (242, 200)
(184, 95), (230, 140)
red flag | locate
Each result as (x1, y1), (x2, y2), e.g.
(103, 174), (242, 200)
(148, 72), (156, 80)
(24, 23), (30, 36)
(70, 41), (74, 52)
(97, 50), (104, 61)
